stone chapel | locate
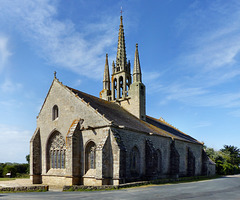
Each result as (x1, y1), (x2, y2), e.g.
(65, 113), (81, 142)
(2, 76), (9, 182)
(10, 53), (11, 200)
(30, 15), (215, 186)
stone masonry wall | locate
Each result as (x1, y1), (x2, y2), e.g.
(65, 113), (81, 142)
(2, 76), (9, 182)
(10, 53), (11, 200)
(34, 79), (110, 185)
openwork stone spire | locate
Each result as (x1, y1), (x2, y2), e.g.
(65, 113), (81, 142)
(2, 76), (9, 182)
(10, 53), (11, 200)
(133, 43), (142, 82)
(103, 54), (110, 90)
(116, 15), (128, 72)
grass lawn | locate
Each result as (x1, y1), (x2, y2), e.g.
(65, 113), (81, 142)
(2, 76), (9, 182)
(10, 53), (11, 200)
(0, 175), (30, 181)
(0, 178), (16, 181)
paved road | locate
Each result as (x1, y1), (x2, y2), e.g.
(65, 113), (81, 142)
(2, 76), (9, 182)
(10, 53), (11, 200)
(1, 175), (240, 200)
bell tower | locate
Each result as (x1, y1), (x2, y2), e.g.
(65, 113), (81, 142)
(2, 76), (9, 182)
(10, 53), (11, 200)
(100, 14), (146, 120)
(111, 15), (131, 101)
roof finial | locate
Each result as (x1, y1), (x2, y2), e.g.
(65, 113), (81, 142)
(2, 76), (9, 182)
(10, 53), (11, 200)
(54, 71), (57, 79)
(120, 7), (123, 25)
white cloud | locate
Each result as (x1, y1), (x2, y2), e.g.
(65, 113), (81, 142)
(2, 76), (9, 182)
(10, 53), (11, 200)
(158, 83), (208, 106)
(156, 1), (240, 110)
(193, 121), (212, 129)
(158, 81), (240, 109)
(0, 35), (11, 72)
(0, 124), (31, 163)
(0, 78), (22, 93)
(0, 0), (119, 79)
(228, 109), (240, 117)
(73, 79), (82, 87)
(176, 1), (240, 74)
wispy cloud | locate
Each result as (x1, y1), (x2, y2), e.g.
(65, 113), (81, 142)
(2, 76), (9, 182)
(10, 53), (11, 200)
(158, 82), (240, 109)
(0, 35), (11, 72)
(193, 121), (212, 129)
(228, 109), (240, 117)
(178, 1), (240, 73)
(0, 0), (119, 79)
(0, 78), (22, 93)
(155, 1), (240, 110)
(158, 84), (208, 106)
(0, 124), (31, 163)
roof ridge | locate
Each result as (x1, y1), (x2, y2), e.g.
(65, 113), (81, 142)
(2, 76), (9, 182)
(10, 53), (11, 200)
(146, 115), (202, 144)
(66, 86), (114, 105)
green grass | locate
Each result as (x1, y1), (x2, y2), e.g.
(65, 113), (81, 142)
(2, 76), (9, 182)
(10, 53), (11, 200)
(0, 178), (16, 181)
(0, 189), (48, 193)
(0, 175), (30, 181)
(16, 174), (30, 178)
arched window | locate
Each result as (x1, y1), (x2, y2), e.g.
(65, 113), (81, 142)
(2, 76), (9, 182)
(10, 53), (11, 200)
(47, 131), (66, 170)
(126, 77), (130, 96)
(52, 105), (59, 120)
(85, 141), (96, 172)
(114, 78), (117, 100)
(130, 146), (140, 176)
(119, 76), (123, 98)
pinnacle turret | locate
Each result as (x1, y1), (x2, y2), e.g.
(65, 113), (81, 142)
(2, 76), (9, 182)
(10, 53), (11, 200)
(103, 54), (110, 90)
(133, 43), (142, 82)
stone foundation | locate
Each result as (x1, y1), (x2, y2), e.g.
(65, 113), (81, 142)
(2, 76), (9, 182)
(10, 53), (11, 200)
(83, 177), (103, 186)
(42, 175), (73, 186)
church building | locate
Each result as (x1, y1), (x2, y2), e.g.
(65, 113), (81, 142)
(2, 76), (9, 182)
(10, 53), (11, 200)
(30, 15), (215, 186)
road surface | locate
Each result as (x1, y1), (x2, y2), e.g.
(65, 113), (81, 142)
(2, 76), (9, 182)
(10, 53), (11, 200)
(1, 175), (240, 200)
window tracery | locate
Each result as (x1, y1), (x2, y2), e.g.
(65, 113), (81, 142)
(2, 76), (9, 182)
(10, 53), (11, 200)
(48, 132), (66, 169)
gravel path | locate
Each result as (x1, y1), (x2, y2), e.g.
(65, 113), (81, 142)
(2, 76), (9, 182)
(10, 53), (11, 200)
(0, 179), (63, 191)
(0, 179), (33, 187)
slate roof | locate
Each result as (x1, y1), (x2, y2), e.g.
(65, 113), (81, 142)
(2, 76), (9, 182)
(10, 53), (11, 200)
(146, 116), (200, 144)
(67, 86), (202, 145)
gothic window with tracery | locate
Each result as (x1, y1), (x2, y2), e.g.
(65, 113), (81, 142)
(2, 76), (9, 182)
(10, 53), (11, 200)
(85, 141), (96, 172)
(52, 105), (59, 120)
(48, 132), (66, 169)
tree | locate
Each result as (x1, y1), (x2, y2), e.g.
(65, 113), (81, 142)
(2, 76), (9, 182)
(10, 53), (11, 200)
(205, 145), (240, 175)
(220, 145), (240, 174)
(26, 154), (30, 164)
(0, 163), (6, 177)
(3, 164), (17, 177)
(221, 145), (240, 165)
(26, 154), (30, 174)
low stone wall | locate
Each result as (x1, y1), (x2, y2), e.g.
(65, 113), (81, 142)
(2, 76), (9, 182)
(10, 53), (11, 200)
(63, 179), (178, 191)
(0, 185), (48, 192)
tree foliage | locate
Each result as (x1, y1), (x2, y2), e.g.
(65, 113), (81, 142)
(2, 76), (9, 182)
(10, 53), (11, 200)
(0, 155), (30, 178)
(205, 145), (240, 175)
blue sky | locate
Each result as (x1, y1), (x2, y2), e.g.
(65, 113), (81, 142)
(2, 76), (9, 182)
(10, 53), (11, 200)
(1, 0), (240, 163)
